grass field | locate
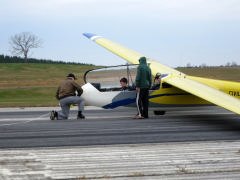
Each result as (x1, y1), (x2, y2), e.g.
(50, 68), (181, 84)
(0, 63), (96, 87)
(177, 66), (240, 82)
(0, 63), (96, 107)
(0, 87), (57, 107)
(0, 64), (239, 107)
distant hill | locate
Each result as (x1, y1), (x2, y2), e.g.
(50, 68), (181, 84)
(0, 54), (93, 66)
(177, 66), (240, 82)
(0, 63), (97, 88)
(0, 63), (97, 107)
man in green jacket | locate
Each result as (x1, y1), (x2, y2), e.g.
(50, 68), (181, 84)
(134, 57), (152, 119)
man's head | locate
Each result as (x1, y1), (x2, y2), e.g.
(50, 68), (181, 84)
(139, 56), (147, 65)
(120, 77), (128, 87)
(67, 73), (77, 80)
(155, 73), (161, 82)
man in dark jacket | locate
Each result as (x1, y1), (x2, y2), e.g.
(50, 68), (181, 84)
(50, 73), (85, 120)
(134, 57), (152, 119)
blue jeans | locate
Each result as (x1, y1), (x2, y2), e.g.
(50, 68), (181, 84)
(57, 96), (84, 120)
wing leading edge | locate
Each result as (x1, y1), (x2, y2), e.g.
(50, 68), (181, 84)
(83, 33), (240, 115)
(83, 33), (181, 75)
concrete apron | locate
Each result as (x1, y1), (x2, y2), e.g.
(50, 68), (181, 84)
(0, 140), (240, 180)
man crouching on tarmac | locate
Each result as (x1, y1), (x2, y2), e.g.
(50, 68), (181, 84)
(50, 73), (85, 120)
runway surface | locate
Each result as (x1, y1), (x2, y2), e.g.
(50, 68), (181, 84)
(0, 107), (240, 148)
(0, 107), (240, 179)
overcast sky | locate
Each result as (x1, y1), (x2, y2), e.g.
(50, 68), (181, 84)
(0, 0), (240, 67)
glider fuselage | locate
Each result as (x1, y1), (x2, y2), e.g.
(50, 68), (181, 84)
(82, 76), (240, 111)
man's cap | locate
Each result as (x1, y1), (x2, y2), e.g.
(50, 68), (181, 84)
(67, 73), (77, 80)
(155, 73), (161, 79)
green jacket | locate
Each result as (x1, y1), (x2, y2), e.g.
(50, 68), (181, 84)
(135, 57), (152, 88)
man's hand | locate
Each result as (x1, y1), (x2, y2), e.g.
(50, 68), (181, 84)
(136, 87), (140, 91)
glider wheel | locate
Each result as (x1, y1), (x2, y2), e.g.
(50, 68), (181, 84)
(154, 111), (166, 115)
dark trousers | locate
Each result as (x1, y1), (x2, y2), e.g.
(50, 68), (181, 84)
(136, 88), (149, 118)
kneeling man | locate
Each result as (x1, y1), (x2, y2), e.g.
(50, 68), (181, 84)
(50, 73), (85, 120)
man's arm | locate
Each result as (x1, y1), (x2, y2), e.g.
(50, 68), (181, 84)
(135, 67), (142, 89)
(148, 68), (152, 89)
(56, 87), (60, 100)
(72, 81), (83, 96)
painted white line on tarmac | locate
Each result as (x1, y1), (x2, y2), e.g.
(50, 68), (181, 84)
(0, 114), (132, 126)
(0, 106), (103, 112)
(0, 113), (50, 126)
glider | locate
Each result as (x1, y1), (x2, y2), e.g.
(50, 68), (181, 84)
(82, 33), (240, 115)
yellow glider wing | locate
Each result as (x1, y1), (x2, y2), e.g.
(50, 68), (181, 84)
(83, 33), (181, 76)
(165, 75), (240, 115)
(83, 33), (240, 115)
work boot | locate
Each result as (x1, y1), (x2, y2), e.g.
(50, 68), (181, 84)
(55, 111), (58, 119)
(50, 110), (55, 120)
(77, 111), (85, 119)
(50, 110), (58, 120)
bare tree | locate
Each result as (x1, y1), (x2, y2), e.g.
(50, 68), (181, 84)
(186, 62), (191, 68)
(231, 61), (238, 67)
(9, 32), (42, 63)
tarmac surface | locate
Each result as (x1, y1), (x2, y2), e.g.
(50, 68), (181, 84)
(0, 107), (240, 179)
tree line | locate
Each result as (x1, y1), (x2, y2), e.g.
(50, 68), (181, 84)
(180, 62), (239, 68)
(0, 54), (94, 66)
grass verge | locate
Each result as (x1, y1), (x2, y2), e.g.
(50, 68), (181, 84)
(0, 87), (59, 107)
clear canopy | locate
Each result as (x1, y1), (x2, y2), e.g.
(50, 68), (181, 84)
(84, 64), (138, 88)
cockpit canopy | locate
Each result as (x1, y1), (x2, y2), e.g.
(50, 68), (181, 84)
(84, 64), (139, 91)
(84, 64), (172, 92)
